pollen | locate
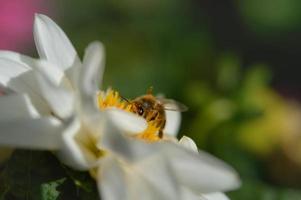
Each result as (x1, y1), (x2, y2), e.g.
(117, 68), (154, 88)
(97, 89), (132, 112)
(97, 89), (161, 142)
(135, 121), (161, 142)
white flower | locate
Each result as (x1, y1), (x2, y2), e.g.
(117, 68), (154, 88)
(0, 14), (240, 200)
(179, 136), (231, 200)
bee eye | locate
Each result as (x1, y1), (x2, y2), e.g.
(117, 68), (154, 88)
(138, 107), (144, 115)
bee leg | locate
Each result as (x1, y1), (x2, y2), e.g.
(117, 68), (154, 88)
(157, 119), (165, 139)
(158, 129), (163, 138)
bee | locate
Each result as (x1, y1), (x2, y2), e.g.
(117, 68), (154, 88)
(122, 87), (188, 138)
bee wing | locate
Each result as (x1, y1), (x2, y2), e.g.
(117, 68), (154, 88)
(158, 98), (188, 112)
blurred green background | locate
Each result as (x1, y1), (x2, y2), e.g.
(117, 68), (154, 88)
(2, 0), (301, 199)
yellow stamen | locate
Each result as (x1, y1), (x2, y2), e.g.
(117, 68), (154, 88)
(97, 89), (132, 112)
(97, 89), (161, 142)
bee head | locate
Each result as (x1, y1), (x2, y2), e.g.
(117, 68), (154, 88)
(131, 96), (156, 117)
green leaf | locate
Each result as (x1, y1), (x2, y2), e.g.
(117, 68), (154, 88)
(41, 178), (66, 200)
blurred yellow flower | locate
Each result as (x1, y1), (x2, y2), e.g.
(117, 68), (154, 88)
(238, 87), (301, 157)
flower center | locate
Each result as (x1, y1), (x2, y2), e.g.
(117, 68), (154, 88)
(97, 89), (161, 142)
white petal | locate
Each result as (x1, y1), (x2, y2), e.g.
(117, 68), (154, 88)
(0, 117), (62, 150)
(76, 42), (105, 122)
(179, 136), (198, 152)
(100, 123), (180, 199)
(163, 143), (241, 193)
(126, 167), (174, 200)
(0, 93), (39, 120)
(0, 58), (50, 115)
(201, 193), (229, 200)
(100, 115), (159, 162)
(0, 57), (30, 86)
(0, 54), (71, 116)
(81, 41), (105, 95)
(98, 156), (178, 200)
(0, 51), (35, 71)
(0, 51), (68, 87)
(180, 187), (201, 200)
(57, 118), (92, 170)
(34, 59), (66, 86)
(105, 108), (147, 134)
(98, 156), (127, 200)
(36, 68), (74, 119)
(134, 154), (180, 200)
(33, 14), (79, 71)
(164, 110), (181, 136)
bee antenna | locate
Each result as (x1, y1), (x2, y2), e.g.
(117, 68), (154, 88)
(120, 95), (131, 103)
(147, 86), (154, 95)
